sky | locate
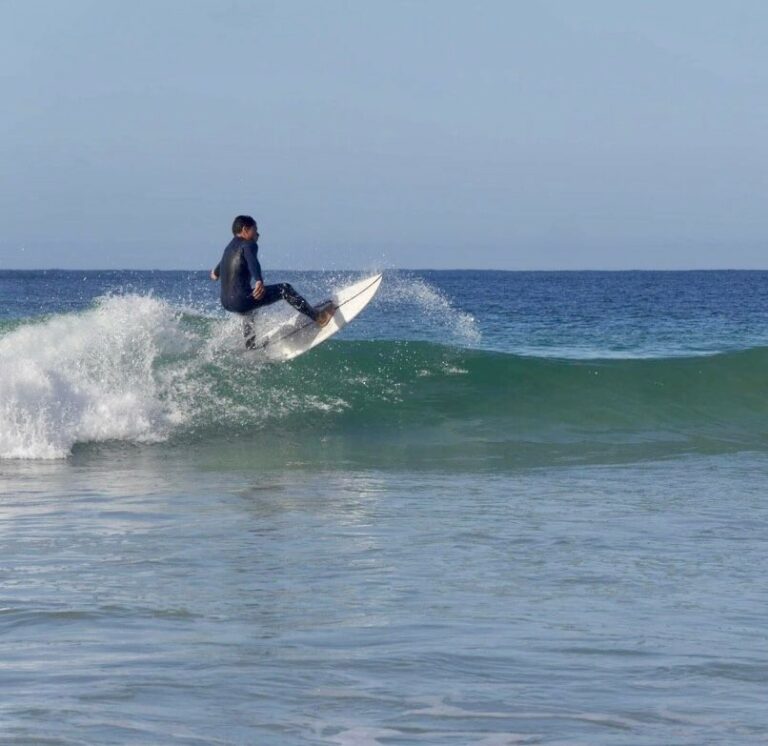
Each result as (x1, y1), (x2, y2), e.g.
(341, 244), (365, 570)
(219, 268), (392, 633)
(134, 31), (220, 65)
(1, 0), (767, 270)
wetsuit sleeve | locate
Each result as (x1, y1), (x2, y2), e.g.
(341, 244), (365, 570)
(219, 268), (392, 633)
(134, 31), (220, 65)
(243, 243), (263, 284)
(212, 261), (221, 279)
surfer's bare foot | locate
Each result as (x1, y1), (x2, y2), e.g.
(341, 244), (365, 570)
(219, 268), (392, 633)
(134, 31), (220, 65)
(315, 303), (335, 327)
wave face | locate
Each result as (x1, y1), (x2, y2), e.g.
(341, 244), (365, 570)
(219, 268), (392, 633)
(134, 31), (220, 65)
(2, 293), (768, 462)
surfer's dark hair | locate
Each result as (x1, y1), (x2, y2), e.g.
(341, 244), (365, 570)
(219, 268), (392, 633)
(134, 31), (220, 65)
(232, 215), (256, 235)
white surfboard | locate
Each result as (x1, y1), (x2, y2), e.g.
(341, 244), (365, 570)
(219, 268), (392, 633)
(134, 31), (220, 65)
(253, 273), (383, 361)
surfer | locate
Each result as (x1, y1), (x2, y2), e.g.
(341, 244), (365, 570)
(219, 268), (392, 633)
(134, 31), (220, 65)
(210, 215), (333, 349)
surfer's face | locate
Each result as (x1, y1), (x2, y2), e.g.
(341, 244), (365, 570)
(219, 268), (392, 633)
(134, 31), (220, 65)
(239, 225), (259, 241)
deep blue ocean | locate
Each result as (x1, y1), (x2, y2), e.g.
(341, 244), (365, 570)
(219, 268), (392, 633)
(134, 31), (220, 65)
(1, 269), (768, 744)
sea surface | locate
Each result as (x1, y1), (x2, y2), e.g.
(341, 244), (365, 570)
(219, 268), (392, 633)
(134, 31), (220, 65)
(1, 269), (767, 745)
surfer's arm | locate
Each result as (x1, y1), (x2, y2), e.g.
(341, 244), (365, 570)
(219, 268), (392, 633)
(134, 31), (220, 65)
(243, 244), (263, 285)
(210, 263), (220, 281)
(243, 243), (265, 298)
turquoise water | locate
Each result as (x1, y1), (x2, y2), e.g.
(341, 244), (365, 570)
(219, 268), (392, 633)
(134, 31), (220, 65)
(1, 270), (767, 744)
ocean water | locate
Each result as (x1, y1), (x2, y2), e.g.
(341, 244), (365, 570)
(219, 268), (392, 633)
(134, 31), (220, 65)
(1, 269), (767, 745)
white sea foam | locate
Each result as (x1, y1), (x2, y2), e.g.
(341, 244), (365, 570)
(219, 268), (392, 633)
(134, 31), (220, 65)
(0, 293), (360, 459)
(0, 295), (189, 459)
(324, 726), (403, 746)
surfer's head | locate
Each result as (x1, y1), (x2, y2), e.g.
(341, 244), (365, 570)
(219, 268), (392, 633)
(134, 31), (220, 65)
(232, 215), (258, 240)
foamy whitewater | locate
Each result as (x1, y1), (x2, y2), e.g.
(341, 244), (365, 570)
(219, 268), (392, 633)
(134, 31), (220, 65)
(1, 270), (767, 744)
(0, 296), (181, 457)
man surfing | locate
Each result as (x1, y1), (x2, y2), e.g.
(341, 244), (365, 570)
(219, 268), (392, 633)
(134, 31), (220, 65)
(210, 215), (334, 349)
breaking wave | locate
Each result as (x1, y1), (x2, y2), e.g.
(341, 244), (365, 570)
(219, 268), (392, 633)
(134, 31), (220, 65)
(2, 293), (768, 461)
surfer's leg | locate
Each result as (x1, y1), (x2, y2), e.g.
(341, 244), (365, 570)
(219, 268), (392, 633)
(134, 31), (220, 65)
(242, 313), (257, 350)
(259, 283), (319, 321)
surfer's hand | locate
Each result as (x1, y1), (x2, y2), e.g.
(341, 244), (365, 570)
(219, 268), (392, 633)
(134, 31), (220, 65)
(252, 281), (265, 300)
(210, 269), (219, 281)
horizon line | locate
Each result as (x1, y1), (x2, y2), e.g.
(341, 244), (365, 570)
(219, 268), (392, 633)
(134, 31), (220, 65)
(3, 267), (768, 273)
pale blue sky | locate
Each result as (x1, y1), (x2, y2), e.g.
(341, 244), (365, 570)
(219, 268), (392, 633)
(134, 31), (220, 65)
(1, 0), (767, 270)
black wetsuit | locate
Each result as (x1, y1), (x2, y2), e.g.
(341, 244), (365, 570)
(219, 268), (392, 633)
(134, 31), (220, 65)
(213, 237), (318, 347)
(214, 237), (263, 313)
